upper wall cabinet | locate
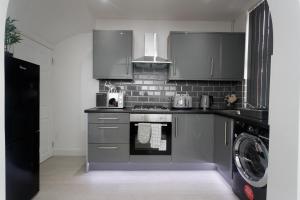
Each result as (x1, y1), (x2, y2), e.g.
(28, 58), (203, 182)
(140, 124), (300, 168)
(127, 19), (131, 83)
(213, 33), (245, 80)
(168, 32), (245, 81)
(168, 32), (221, 80)
(93, 30), (133, 79)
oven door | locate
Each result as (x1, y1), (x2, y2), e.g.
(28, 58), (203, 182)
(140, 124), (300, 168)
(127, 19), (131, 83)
(130, 122), (172, 155)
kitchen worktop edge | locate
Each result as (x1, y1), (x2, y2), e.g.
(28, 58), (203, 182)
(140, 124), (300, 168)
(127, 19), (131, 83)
(84, 107), (269, 128)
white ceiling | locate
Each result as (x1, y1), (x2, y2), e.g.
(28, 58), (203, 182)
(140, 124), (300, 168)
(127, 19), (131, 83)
(7, 0), (260, 46)
(87, 0), (260, 21)
(7, 0), (94, 46)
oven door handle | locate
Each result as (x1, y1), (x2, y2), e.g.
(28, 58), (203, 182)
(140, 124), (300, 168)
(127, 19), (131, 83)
(134, 123), (168, 127)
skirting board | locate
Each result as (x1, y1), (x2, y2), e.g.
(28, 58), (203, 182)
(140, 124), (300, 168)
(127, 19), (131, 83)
(54, 148), (85, 156)
(88, 162), (217, 171)
(40, 151), (53, 163)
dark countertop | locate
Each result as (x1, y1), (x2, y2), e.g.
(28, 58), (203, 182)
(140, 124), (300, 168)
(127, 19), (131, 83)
(84, 107), (269, 129)
(84, 107), (214, 114)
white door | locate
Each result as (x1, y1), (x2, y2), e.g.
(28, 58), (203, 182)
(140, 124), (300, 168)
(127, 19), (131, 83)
(14, 37), (54, 162)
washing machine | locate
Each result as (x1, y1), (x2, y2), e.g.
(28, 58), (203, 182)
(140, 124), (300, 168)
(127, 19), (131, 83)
(232, 120), (269, 200)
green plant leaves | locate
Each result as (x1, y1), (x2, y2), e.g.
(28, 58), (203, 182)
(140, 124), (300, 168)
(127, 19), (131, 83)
(5, 16), (22, 51)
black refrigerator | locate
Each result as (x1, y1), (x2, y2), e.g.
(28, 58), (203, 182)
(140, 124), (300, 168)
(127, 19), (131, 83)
(5, 56), (40, 200)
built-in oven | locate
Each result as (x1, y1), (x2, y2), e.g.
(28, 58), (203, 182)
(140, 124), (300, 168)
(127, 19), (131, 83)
(130, 114), (172, 155)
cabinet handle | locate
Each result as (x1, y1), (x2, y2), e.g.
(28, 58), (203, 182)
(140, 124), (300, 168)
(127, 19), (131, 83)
(97, 146), (119, 150)
(224, 121), (228, 146)
(19, 66), (27, 70)
(126, 57), (129, 75)
(175, 117), (178, 138)
(97, 118), (119, 120)
(174, 117), (177, 138)
(97, 127), (119, 129)
(210, 57), (214, 77)
(173, 57), (176, 76)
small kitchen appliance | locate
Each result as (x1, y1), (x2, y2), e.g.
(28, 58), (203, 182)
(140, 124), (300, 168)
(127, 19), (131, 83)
(107, 92), (124, 108)
(96, 92), (108, 108)
(96, 81), (124, 108)
(200, 95), (213, 110)
(172, 94), (192, 109)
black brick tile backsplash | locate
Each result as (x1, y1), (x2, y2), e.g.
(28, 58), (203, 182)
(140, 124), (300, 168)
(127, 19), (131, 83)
(99, 66), (245, 109)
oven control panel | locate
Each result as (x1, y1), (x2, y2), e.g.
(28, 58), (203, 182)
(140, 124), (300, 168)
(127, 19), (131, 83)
(130, 114), (172, 122)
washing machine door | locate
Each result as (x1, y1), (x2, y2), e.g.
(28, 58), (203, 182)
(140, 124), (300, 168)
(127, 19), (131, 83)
(233, 133), (268, 188)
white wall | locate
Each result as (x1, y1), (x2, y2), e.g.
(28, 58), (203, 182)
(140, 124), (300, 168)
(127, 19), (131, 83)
(52, 19), (233, 156)
(52, 33), (98, 156)
(233, 13), (247, 32)
(0, 0), (9, 198)
(267, 0), (300, 199)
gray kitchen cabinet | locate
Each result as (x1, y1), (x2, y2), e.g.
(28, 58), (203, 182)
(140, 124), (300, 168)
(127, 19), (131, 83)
(88, 113), (129, 124)
(214, 115), (234, 185)
(213, 33), (245, 80)
(93, 30), (133, 79)
(172, 114), (214, 162)
(168, 32), (245, 80)
(87, 113), (130, 164)
(88, 144), (129, 162)
(168, 32), (221, 80)
(88, 123), (129, 144)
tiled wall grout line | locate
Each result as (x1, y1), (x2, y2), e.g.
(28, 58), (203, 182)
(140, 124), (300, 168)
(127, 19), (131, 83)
(99, 66), (246, 109)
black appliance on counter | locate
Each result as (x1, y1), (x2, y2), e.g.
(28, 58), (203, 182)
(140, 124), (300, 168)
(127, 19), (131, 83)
(5, 56), (40, 200)
(232, 120), (269, 200)
(130, 112), (172, 155)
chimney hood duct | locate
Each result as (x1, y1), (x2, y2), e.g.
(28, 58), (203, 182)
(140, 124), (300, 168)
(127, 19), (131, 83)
(132, 33), (172, 64)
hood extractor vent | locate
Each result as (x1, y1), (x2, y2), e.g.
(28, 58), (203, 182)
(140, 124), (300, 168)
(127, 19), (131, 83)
(132, 33), (172, 64)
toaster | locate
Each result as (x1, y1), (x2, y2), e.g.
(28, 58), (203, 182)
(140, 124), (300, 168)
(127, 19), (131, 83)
(172, 94), (192, 109)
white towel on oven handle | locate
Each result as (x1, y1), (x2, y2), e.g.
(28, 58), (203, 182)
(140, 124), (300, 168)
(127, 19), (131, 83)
(150, 124), (162, 148)
(137, 123), (151, 144)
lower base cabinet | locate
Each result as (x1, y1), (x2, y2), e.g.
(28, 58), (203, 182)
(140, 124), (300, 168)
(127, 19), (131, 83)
(172, 114), (214, 162)
(86, 112), (235, 179)
(87, 113), (130, 164)
(88, 144), (129, 162)
(214, 115), (234, 185)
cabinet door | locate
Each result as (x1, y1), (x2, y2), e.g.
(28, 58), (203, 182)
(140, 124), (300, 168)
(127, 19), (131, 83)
(88, 144), (129, 162)
(213, 33), (245, 80)
(214, 115), (233, 184)
(172, 114), (214, 162)
(88, 124), (129, 143)
(169, 33), (221, 80)
(93, 30), (133, 79)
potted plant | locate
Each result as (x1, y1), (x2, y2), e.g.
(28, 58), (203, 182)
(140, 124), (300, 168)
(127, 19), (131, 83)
(5, 17), (22, 57)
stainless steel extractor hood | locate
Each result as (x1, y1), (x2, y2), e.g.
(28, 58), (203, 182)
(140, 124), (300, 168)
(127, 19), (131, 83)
(132, 33), (172, 64)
